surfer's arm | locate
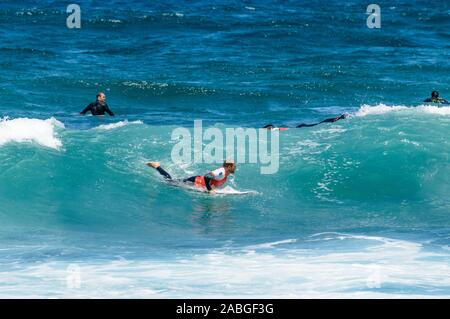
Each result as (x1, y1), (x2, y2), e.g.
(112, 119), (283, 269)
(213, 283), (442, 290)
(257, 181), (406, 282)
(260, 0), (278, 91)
(203, 168), (226, 192)
(80, 103), (93, 115)
(297, 123), (316, 128)
(104, 103), (114, 116)
(322, 114), (346, 124)
(204, 174), (213, 191)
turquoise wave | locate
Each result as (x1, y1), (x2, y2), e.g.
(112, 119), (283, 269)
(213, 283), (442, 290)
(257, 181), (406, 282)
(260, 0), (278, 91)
(1, 0), (449, 296)
(1, 105), (449, 240)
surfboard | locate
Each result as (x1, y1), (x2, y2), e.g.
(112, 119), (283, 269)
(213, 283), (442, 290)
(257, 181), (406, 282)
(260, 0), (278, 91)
(165, 180), (257, 196)
(213, 187), (257, 195)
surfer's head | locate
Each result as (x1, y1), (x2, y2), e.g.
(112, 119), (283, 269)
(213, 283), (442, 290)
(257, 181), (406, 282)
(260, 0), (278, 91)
(263, 124), (275, 130)
(96, 92), (106, 103)
(223, 160), (236, 174)
(431, 91), (439, 98)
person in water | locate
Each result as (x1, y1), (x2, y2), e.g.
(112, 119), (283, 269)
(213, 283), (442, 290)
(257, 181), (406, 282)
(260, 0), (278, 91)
(80, 92), (115, 116)
(147, 160), (236, 193)
(262, 124), (288, 131)
(296, 113), (348, 128)
(423, 91), (449, 105)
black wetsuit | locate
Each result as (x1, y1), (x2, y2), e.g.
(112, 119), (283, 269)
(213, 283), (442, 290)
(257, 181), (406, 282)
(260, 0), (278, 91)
(80, 101), (114, 116)
(155, 167), (215, 191)
(297, 113), (348, 128)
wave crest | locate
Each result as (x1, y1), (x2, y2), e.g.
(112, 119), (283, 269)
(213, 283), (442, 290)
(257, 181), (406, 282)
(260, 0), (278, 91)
(93, 120), (143, 131)
(0, 117), (64, 149)
(355, 104), (450, 116)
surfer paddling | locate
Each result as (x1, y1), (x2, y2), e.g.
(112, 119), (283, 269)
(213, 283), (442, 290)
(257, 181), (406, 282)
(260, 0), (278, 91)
(296, 113), (348, 128)
(147, 160), (236, 194)
(423, 91), (449, 105)
(262, 113), (348, 130)
(262, 124), (289, 131)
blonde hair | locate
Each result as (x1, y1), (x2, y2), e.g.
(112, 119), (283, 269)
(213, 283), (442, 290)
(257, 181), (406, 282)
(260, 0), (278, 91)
(223, 160), (236, 173)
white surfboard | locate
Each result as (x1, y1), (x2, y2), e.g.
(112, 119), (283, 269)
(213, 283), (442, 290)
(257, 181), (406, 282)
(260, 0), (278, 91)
(167, 181), (257, 196)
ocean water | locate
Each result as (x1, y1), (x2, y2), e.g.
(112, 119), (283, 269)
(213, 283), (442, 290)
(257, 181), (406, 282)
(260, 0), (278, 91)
(0, 0), (450, 298)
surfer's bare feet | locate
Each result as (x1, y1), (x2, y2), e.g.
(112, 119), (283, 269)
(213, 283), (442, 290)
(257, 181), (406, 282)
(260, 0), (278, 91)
(146, 161), (161, 168)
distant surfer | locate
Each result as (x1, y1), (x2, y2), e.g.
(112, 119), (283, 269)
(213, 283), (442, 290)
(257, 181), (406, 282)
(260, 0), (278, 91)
(146, 160), (236, 193)
(80, 92), (115, 116)
(262, 124), (288, 131)
(296, 113), (348, 128)
(423, 91), (449, 105)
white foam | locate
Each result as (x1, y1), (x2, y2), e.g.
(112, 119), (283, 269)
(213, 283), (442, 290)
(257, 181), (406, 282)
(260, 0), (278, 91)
(246, 239), (297, 249)
(94, 120), (143, 131)
(172, 183), (258, 196)
(312, 127), (347, 135)
(1, 234), (449, 298)
(355, 104), (409, 116)
(162, 12), (184, 17)
(0, 117), (64, 149)
(214, 186), (258, 195)
(416, 104), (450, 115)
(400, 139), (420, 147)
(98, 18), (122, 23)
(355, 103), (450, 117)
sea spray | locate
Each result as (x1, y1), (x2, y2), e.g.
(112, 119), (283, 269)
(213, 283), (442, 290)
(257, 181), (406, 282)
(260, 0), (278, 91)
(0, 117), (64, 149)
